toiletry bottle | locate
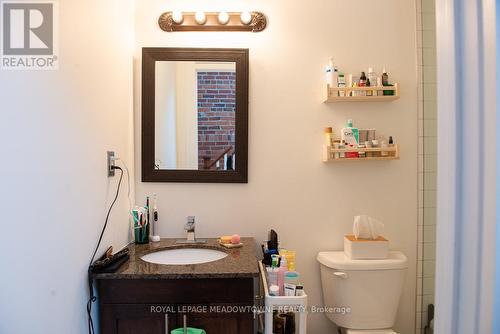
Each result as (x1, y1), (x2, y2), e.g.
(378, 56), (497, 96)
(382, 66), (389, 86)
(338, 73), (346, 96)
(352, 82), (358, 97)
(278, 256), (288, 296)
(267, 267), (278, 291)
(347, 74), (353, 96)
(333, 142), (340, 159)
(269, 284), (279, 296)
(285, 250), (296, 271)
(382, 66), (392, 96)
(342, 120), (359, 158)
(359, 72), (367, 96)
(341, 119), (359, 146)
(324, 127), (333, 160)
(388, 136), (395, 156)
(332, 67), (339, 96)
(339, 142), (346, 158)
(284, 271), (300, 296)
(376, 77), (383, 96)
(324, 127), (333, 147)
(325, 58), (335, 87)
(271, 254), (279, 268)
(365, 140), (373, 157)
(366, 78), (372, 96)
(358, 144), (366, 158)
(359, 72), (367, 86)
(367, 67), (377, 96)
(381, 140), (389, 157)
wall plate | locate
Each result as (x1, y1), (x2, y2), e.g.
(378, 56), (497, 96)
(107, 151), (115, 177)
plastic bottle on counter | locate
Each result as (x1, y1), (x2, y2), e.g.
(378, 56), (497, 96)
(278, 256), (288, 296)
(284, 271), (301, 296)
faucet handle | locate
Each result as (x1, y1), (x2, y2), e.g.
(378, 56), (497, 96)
(185, 216), (195, 232)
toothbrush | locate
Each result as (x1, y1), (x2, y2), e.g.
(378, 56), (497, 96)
(146, 196), (150, 226)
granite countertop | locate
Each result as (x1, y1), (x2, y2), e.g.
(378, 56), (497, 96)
(93, 237), (259, 279)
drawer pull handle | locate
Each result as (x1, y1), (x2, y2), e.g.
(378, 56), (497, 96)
(165, 313), (168, 333)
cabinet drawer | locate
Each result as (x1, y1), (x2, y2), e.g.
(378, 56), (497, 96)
(98, 278), (254, 304)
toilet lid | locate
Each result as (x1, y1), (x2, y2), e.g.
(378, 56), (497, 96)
(317, 251), (407, 270)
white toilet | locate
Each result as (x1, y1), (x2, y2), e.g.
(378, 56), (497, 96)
(317, 251), (408, 334)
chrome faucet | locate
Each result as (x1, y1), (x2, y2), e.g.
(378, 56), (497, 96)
(175, 216), (206, 244)
(185, 216), (196, 241)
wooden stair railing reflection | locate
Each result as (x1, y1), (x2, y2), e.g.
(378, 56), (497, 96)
(203, 146), (234, 170)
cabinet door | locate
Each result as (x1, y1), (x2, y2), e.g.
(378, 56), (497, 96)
(100, 304), (177, 334)
(178, 307), (254, 334)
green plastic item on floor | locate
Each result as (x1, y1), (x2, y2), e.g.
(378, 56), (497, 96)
(170, 328), (206, 334)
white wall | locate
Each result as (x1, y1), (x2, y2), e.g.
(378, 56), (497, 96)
(174, 62), (199, 169)
(155, 61), (178, 168)
(0, 0), (134, 333)
(134, 1), (418, 333)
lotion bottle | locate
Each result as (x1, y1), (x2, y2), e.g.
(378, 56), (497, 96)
(342, 120), (359, 158)
(341, 119), (359, 146)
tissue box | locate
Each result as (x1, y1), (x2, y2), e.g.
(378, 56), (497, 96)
(344, 235), (389, 259)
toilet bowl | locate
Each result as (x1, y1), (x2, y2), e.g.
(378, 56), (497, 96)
(317, 251), (407, 332)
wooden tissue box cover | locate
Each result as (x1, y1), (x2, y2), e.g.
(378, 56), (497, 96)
(344, 234), (389, 259)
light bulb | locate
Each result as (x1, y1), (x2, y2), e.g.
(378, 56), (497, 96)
(195, 11), (206, 25)
(171, 10), (183, 24)
(240, 11), (252, 25)
(218, 11), (230, 25)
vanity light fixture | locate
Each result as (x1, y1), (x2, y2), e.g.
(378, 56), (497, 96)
(194, 11), (206, 25)
(218, 11), (230, 25)
(158, 11), (267, 32)
(171, 10), (183, 24)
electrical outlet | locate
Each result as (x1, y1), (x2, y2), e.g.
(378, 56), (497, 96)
(107, 151), (115, 177)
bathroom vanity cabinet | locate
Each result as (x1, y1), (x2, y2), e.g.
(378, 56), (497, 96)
(94, 238), (260, 334)
(97, 278), (256, 334)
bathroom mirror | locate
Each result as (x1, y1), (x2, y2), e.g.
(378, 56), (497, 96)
(142, 48), (248, 183)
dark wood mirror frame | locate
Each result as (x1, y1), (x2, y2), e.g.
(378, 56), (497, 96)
(142, 47), (249, 183)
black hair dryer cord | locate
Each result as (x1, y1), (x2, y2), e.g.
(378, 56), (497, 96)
(86, 166), (123, 334)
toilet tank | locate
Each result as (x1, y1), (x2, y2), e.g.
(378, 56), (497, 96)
(317, 251), (407, 330)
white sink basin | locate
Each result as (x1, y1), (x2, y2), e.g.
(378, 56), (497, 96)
(141, 248), (228, 265)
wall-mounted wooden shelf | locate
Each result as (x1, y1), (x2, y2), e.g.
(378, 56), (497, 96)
(324, 83), (400, 103)
(323, 144), (399, 162)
